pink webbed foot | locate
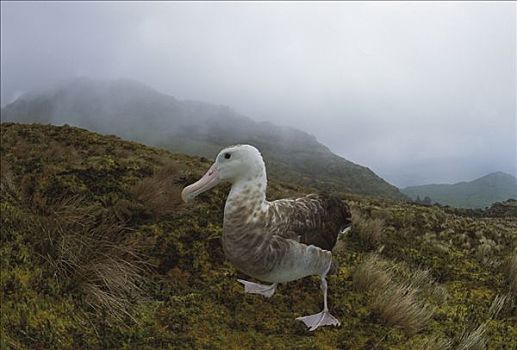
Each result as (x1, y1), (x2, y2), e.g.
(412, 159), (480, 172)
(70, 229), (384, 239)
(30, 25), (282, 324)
(296, 310), (340, 331)
(237, 279), (277, 298)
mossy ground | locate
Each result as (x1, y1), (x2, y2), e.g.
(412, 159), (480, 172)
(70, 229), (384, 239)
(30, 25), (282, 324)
(1, 123), (516, 349)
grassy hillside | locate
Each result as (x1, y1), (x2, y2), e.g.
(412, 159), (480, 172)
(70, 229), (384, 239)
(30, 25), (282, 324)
(402, 172), (517, 209)
(0, 78), (406, 201)
(1, 123), (516, 349)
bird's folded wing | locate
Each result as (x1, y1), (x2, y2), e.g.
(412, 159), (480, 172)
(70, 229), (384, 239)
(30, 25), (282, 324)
(268, 194), (351, 251)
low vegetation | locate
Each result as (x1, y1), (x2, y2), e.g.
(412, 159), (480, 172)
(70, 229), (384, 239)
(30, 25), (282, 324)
(349, 208), (385, 250)
(39, 198), (148, 320)
(353, 255), (434, 334)
(131, 160), (186, 219)
(1, 123), (516, 349)
(504, 254), (517, 294)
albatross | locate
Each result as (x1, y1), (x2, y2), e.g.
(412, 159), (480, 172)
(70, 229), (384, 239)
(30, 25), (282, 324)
(181, 144), (351, 331)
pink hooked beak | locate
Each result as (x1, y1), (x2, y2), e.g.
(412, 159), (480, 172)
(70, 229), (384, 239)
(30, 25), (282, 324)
(181, 164), (220, 203)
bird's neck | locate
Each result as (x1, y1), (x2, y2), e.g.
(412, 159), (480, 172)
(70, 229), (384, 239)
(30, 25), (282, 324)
(222, 169), (269, 270)
(224, 171), (268, 219)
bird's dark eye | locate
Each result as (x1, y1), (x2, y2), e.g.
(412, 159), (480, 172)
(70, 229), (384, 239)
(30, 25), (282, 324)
(224, 153), (231, 159)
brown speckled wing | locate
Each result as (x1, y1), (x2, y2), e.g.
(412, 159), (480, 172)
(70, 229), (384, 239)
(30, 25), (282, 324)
(267, 194), (351, 251)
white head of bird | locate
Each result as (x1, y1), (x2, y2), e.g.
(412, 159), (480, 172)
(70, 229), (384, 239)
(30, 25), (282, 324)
(181, 144), (266, 203)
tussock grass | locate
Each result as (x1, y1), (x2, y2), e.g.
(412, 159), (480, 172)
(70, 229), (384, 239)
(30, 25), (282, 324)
(456, 294), (510, 350)
(45, 140), (80, 163)
(487, 294), (508, 320)
(350, 208), (385, 250)
(372, 283), (434, 334)
(132, 161), (184, 218)
(457, 323), (488, 350)
(0, 158), (17, 198)
(353, 254), (392, 292)
(504, 253), (517, 294)
(392, 264), (448, 305)
(417, 336), (452, 350)
(34, 197), (149, 320)
(11, 137), (32, 158)
(2, 158), (149, 320)
(353, 255), (434, 334)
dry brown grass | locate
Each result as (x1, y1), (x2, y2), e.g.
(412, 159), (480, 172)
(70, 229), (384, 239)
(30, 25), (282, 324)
(0, 158), (17, 199)
(488, 294), (508, 320)
(35, 197), (149, 320)
(457, 323), (488, 350)
(353, 254), (434, 334)
(456, 294), (509, 350)
(132, 161), (185, 219)
(45, 140), (81, 164)
(11, 138), (32, 158)
(392, 264), (448, 305)
(417, 336), (452, 350)
(353, 254), (392, 292)
(372, 283), (434, 334)
(504, 253), (517, 295)
(351, 208), (385, 250)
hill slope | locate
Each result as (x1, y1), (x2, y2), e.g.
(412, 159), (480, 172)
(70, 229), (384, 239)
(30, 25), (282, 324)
(1, 123), (516, 349)
(402, 172), (517, 209)
(1, 78), (406, 200)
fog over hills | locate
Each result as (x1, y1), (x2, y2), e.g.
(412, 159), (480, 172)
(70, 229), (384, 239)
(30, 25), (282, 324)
(2, 2), (515, 188)
(1, 78), (406, 200)
(402, 171), (517, 209)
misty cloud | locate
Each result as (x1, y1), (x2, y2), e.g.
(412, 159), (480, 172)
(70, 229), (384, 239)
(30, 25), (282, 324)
(1, 1), (515, 187)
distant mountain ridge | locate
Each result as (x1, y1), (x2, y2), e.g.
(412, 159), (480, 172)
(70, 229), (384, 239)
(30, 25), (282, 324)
(1, 78), (406, 200)
(402, 172), (517, 209)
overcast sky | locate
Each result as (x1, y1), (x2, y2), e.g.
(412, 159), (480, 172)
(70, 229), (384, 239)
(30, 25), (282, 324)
(1, 1), (515, 187)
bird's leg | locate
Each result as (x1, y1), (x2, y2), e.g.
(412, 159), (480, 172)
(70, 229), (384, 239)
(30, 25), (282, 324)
(237, 279), (277, 298)
(296, 272), (340, 331)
